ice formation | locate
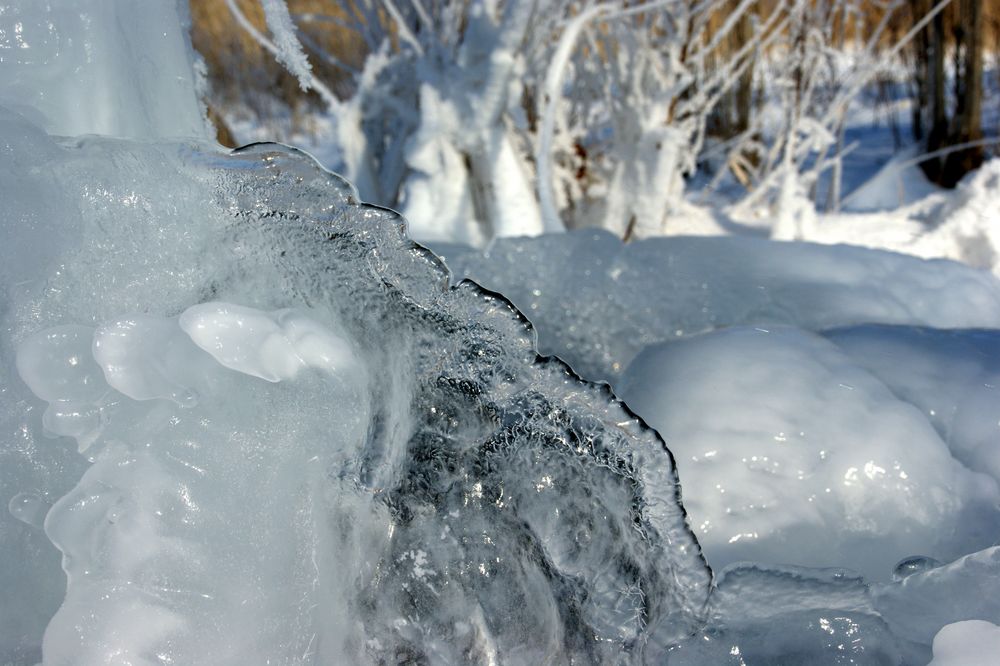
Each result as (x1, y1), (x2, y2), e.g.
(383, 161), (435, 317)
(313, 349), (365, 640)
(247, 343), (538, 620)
(0, 130), (710, 662)
(0, 0), (207, 140)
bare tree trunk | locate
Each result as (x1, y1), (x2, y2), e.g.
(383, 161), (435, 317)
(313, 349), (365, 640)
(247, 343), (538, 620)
(732, 3), (754, 137)
(941, 0), (984, 186)
(914, 0), (984, 187)
(920, 3), (948, 183)
(910, 0), (930, 141)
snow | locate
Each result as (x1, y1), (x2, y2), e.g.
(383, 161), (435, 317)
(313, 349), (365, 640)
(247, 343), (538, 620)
(928, 620), (1000, 666)
(814, 160), (1000, 276)
(827, 325), (1000, 486)
(618, 325), (1000, 579)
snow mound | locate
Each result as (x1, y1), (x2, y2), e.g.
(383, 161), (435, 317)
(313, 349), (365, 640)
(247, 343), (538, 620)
(928, 620), (1000, 666)
(617, 325), (1000, 579)
(912, 159), (1000, 273)
(813, 158), (1000, 277)
(827, 325), (1000, 486)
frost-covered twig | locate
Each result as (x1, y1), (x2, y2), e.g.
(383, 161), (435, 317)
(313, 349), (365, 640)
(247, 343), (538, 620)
(224, 0), (340, 108)
(536, 3), (613, 230)
(381, 0), (425, 56)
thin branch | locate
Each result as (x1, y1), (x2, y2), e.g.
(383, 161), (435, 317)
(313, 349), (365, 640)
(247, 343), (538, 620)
(537, 2), (615, 231)
(224, 0), (340, 109)
(382, 0), (425, 55)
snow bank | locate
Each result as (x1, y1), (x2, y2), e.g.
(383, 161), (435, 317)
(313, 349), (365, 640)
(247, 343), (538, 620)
(928, 620), (1000, 666)
(440, 229), (1000, 381)
(814, 159), (1000, 277)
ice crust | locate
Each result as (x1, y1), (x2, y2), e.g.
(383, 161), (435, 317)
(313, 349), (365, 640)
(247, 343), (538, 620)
(1, 126), (711, 663)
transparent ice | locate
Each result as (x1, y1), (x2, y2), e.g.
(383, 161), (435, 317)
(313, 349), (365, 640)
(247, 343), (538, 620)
(1, 134), (710, 663)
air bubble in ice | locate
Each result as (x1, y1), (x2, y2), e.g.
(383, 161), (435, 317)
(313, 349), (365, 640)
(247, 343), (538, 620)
(8, 492), (49, 529)
(893, 555), (943, 581)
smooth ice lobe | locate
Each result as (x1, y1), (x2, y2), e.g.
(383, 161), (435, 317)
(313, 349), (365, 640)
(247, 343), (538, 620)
(15, 326), (109, 449)
(93, 315), (207, 406)
(179, 303), (358, 382)
(16, 326), (106, 405)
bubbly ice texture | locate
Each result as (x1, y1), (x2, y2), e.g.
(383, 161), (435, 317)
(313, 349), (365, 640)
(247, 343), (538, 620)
(1, 124), (711, 663)
(669, 563), (923, 664)
(437, 230), (1000, 381)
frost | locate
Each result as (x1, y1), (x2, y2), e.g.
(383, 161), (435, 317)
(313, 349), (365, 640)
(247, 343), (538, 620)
(259, 0), (314, 91)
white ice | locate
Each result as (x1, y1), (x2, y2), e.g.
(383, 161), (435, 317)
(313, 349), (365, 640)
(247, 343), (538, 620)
(928, 620), (1000, 666)
(179, 303), (359, 382)
(0, 0), (208, 140)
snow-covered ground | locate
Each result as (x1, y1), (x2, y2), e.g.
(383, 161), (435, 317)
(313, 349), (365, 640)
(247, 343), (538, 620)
(3, 1), (1000, 665)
